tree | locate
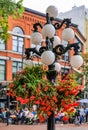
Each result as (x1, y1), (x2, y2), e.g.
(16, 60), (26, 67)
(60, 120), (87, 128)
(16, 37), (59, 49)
(81, 53), (88, 88)
(74, 52), (88, 98)
(0, 0), (24, 41)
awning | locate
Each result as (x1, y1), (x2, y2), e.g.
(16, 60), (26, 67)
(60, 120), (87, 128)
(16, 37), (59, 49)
(76, 99), (88, 103)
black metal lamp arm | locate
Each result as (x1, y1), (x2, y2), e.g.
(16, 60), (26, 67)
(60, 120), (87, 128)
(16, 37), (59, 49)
(54, 18), (72, 30)
(25, 48), (41, 59)
(32, 16), (72, 32)
(53, 42), (80, 55)
(33, 22), (42, 32)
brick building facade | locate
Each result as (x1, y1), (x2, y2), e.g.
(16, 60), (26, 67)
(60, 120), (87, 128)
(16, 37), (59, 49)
(0, 7), (86, 85)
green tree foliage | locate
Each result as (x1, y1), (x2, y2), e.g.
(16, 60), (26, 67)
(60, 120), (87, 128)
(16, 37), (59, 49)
(81, 53), (88, 88)
(0, 0), (24, 42)
(81, 53), (88, 98)
(74, 52), (88, 98)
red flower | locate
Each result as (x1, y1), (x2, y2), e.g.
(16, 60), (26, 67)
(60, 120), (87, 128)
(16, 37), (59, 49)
(39, 115), (46, 123)
(59, 88), (65, 92)
(44, 86), (48, 91)
(47, 111), (52, 116)
(16, 97), (22, 101)
(72, 102), (80, 107)
(36, 87), (41, 93)
(9, 83), (14, 88)
(41, 107), (46, 111)
(62, 116), (69, 121)
(69, 108), (75, 112)
(45, 106), (51, 111)
(65, 91), (69, 96)
(6, 92), (10, 96)
(30, 96), (35, 100)
(41, 101), (45, 105)
(52, 96), (58, 102)
(24, 98), (29, 103)
(35, 101), (40, 104)
(70, 90), (77, 95)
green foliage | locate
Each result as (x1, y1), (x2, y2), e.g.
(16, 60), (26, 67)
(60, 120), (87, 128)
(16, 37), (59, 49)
(0, 0), (24, 42)
(74, 72), (83, 85)
(81, 53), (88, 87)
(74, 52), (88, 98)
(11, 65), (47, 97)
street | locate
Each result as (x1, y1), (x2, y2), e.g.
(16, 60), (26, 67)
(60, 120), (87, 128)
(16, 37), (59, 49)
(0, 123), (88, 130)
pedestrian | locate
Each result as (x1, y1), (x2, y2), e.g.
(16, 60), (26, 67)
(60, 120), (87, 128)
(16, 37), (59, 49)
(85, 107), (88, 122)
(74, 108), (80, 125)
(6, 108), (10, 126)
(79, 106), (85, 124)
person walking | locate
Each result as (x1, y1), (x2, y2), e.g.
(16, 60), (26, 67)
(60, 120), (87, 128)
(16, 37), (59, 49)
(79, 106), (85, 124)
(85, 107), (88, 123)
(6, 108), (10, 126)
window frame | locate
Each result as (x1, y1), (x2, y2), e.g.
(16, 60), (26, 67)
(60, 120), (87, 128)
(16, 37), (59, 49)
(12, 61), (22, 78)
(12, 27), (24, 53)
(0, 60), (6, 80)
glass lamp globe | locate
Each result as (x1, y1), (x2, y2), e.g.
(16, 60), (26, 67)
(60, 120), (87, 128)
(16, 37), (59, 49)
(23, 60), (34, 68)
(46, 5), (58, 18)
(42, 24), (55, 38)
(70, 55), (83, 68)
(36, 45), (41, 51)
(53, 35), (61, 48)
(54, 62), (61, 72)
(41, 50), (55, 65)
(31, 32), (42, 45)
(62, 28), (74, 41)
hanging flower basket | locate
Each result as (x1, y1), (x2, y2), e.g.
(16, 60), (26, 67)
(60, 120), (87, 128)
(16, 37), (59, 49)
(7, 65), (83, 122)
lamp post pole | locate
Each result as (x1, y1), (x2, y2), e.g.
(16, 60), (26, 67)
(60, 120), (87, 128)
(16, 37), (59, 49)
(47, 111), (55, 130)
(24, 5), (83, 130)
(7, 95), (10, 110)
(22, 44), (24, 69)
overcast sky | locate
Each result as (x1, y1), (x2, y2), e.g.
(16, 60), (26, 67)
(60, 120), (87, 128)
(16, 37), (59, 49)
(23, 0), (88, 14)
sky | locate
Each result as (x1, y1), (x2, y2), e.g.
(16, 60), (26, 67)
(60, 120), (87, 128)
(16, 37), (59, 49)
(23, 0), (88, 14)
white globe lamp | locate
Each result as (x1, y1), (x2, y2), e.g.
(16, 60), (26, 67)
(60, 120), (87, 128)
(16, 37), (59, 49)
(54, 62), (61, 72)
(46, 5), (58, 18)
(53, 35), (61, 48)
(42, 24), (55, 38)
(23, 60), (34, 68)
(31, 32), (42, 45)
(36, 45), (41, 51)
(70, 55), (83, 68)
(62, 28), (74, 41)
(41, 50), (55, 65)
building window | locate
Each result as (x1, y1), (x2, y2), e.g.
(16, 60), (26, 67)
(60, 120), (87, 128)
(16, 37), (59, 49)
(0, 60), (6, 80)
(62, 40), (69, 61)
(12, 61), (22, 78)
(12, 27), (24, 53)
(0, 39), (5, 50)
(75, 36), (83, 52)
(62, 51), (69, 61)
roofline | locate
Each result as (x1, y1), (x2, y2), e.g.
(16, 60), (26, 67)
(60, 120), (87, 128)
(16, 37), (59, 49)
(76, 28), (86, 42)
(25, 7), (86, 42)
(25, 7), (46, 17)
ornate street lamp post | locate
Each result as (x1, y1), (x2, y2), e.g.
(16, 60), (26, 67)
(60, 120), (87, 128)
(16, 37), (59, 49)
(25, 5), (83, 130)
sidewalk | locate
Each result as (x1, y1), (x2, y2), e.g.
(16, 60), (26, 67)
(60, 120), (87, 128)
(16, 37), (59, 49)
(0, 123), (88, 130)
